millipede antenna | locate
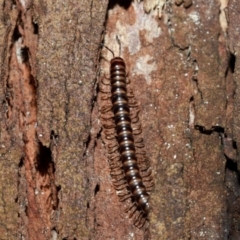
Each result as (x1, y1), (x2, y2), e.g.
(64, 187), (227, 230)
(116, 35), (121, 57)
(101, 43), (114, 58)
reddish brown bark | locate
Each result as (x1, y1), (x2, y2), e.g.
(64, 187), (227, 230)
(0, 0), (239, 239)
(0, 0), (108, 239)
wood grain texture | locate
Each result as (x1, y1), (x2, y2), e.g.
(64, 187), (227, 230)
(0, 1), (28, 239)
(227, 1), (240, 238)
(36, 0), (108, 238)
(0, 0), (108, 239)
(229, 0), (240, 162)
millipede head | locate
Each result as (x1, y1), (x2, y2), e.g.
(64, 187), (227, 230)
(110, 57), (126, 68)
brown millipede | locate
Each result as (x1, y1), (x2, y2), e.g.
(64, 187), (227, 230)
(100, 37), (152, 227)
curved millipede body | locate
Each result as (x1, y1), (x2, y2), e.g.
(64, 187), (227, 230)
(110, 57), (150, 217)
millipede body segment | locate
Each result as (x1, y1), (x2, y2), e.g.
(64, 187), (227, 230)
(110, 57), (150, 216)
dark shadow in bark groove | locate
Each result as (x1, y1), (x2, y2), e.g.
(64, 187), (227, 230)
(12, 25), (21, 42)
(225, 156), (240, 184)
(229, 53), (236, 73)
(50, 130), (58, 142)
(108, 0), (133, 10)
(18, 156), (24, 168)
(20, 47), (29, 63)
(36, 141), (60, 211)
(225, 154), (240, 239)
(32, 22), (39, 35)
(94, 183), (100, 196)
(195, 125), (225, 135)
(36, 142), (54, 175)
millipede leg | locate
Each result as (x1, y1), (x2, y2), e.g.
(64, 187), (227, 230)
(99, 88), (110, 94)
(139, 166), (149, 173)
(138, 161), (151, 170)
(110, 168), (123, 175)
(130, 108), (140, 117)
(109, 163), (122, 171)
(108, 146), (118, 154)
(132, 124), (141, 131)
(142, 176), (153, 185)
(136, 151), (147, 156)
(112, 178), (126, 186)
(109, 162), (121, 169)
(137, 162), (148, 170)
(137, 155), (149, 162)
(101, 76), (111, 85)
(118, 192), (132, 202)
(127, 93), (134, 98)
(109, 164), (121, 171)
(112, 175), (125, 182)
(125, 71), (131, 84)
(135, 213), (146, 229)
(145, 183), (154, 192)
(104, 130), (115, 138)
(133, 125), (142, 135)
(113, 181), (127, 190)
(129, 101), (138, 107)
(101, 95), (111, 100)
(135, 137), (143, 143)
(138, 160), (150, 168)
(109, 159), (120, 167)
(108, 155), (120, 164)
(108, 143), (118, 148)
(114, 185), (127, 191)
(131, 115), (139, 124)
(135, 142), (145, 148)
(101, 115), (114, 121)
(141, 170), (152, 178)
(124, 202), (136, 213)
(143, 178), (154, 187)
(111, 172), (124, 180)
(128, 204), (138, 218)
(105, 134), (116, 140)
(134, 211), (142, 226)
(101, 106), (112, 113)
(103, 124), (115, 129)
(136, 151), (146, 156)
(128, 89), (133, 95)
(139, 164), (150, 172)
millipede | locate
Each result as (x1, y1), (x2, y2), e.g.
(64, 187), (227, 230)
(100, 37), (153, 228)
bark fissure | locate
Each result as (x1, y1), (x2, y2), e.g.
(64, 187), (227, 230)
(2, 2), (58, 238)
(1, 0), (239, 239)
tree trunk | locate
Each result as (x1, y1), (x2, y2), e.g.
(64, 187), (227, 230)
(0, 0), (239, 239)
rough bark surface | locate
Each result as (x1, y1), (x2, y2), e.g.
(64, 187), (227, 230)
(0, 0), (239, 239)
(97, 0), (235, 239)
(227, 0), (240, 238)
(0, 0), (108, 239)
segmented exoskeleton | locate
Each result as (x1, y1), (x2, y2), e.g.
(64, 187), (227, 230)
(100, 39), (153, 227)
(110, 57), (150, 216)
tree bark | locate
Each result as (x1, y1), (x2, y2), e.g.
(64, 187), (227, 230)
(0, 0), (108, 239)
(0, 0), (239, 239)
